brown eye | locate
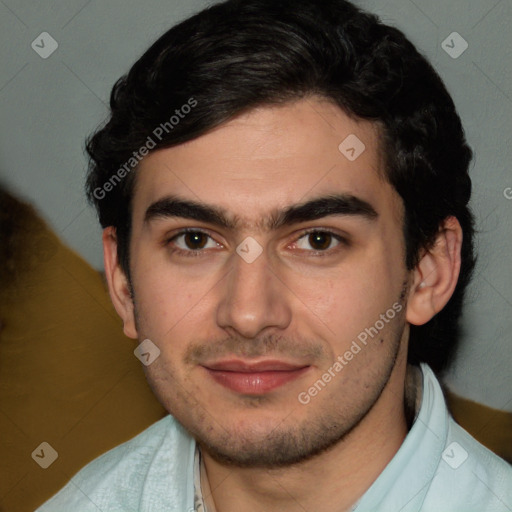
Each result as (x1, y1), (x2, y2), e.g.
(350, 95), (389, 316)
(295, 230), (344, 253)
(308, 232), (333, 251)
(182, 232), (209, 250)
(166, 229), (221, 257)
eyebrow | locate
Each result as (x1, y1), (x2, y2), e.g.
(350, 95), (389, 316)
(144, 193), (378, 231)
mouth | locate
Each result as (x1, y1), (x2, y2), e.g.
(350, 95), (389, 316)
(201, 359), (311, 394)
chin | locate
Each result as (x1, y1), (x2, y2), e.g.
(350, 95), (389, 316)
(192, 409), (358, 469)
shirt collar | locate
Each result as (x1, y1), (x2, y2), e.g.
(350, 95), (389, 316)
(193, 445), (213, 512)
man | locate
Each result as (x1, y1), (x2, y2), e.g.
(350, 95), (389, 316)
(37, 0), (512, 510)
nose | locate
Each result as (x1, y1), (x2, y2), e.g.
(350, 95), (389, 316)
(216, 244), (292, 339)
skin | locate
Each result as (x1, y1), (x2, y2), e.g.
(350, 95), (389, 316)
(104, 97), (462, 512)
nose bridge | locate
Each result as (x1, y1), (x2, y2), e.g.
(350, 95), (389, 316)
(216, 246), (291, 337)
(232, 249), (271, 300)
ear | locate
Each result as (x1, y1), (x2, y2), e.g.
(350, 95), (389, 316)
(102, 226), (138, 339)
(406, 216), (463, 326)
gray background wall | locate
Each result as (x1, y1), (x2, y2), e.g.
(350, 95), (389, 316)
(1, 0), (511, 411)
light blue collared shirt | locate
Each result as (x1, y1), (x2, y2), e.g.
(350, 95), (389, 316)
(37, 363), (512, 512)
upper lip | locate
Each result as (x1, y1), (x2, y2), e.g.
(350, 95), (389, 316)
(203, 359), (309, 372)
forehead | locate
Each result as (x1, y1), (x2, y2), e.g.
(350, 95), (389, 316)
(132, 97), (402, 228)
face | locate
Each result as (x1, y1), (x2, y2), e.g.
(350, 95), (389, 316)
(124, 97), (410, 468)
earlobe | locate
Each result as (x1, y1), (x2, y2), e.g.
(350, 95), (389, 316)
(406, 216), (463, 326)
(102, 227), (138, 339)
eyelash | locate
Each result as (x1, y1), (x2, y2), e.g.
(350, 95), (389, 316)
(165, 228), (348, 258)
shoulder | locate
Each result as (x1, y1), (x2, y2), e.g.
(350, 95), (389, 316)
(423, 415), (512, 511)
(36, 415), (196, 512)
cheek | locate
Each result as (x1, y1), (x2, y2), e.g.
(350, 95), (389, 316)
(131, 253), (211, 328)
(296, 260), (396, 331)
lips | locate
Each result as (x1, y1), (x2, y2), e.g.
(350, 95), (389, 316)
(205, 359), (306, 372)
(202, 359), (310, 394)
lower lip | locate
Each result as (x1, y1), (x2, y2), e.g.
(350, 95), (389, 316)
(204, 367), (310, 394)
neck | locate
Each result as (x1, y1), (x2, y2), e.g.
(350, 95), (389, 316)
(201, 357), (412, 512)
